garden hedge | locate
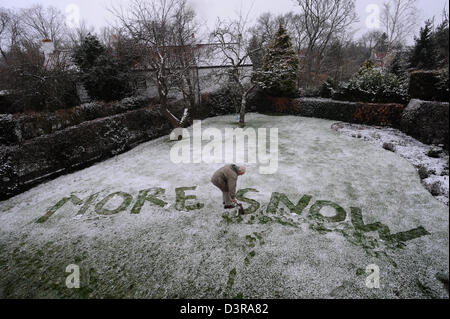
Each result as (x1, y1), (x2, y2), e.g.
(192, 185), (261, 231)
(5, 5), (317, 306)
(0, 96), (155, 145)
(0, 106), (172, 200)
(401, 99), (449, 149)
(248, 89), (406, 127)
(409, 69), (449, 102)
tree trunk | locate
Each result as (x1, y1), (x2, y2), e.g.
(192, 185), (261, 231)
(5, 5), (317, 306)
(161, 95), (179, 126)
(180, 68), (196, 116)
(160, 94), (186, 140)
(239, 94), (246, 128)
(239, 85), (256, 128)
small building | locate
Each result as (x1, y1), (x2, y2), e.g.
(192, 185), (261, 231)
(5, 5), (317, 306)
(39, 39), (253, 104)
(131, 43), (253, 100)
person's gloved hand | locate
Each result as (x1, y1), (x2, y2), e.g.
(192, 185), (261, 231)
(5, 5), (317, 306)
(232, 198), (238, 203)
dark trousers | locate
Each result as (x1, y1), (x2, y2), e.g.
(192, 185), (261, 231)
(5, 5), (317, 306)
(211, 180), (233, 206)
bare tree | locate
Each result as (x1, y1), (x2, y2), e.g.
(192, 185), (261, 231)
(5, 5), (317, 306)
(323, 32), (367, 82)
(110, 0), (198, 129)
(443, 4), (450, 24)
(171, 2), (201, 113)
(211, 12), (262, 127)
(359, 30), (384, 52)
(283, 12), (309, 51)
(249, 12), (307, 55)
(0, 8), (24, 61)
(249, 12), (278, 48)
(295, 0), (358, 87)
(247, 13), (279, 71)
(20, 5), (68, 47)
(0, 8), (11, 60)
(381, 0), (419, 47)
(67, 20), (95, 47)
(0, 5), (78, 112)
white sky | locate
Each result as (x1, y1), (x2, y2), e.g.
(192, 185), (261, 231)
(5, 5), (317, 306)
(1, 0), (448, 43)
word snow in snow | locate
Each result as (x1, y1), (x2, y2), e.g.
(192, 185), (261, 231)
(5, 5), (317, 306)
(35, 186), (430, 251)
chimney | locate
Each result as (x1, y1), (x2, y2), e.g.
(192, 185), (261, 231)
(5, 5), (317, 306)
(41, 39), (54, 55)
(41, 39), (55, 67)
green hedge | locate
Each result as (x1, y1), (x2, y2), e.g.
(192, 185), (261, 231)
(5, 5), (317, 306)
(0, 96), (154, 145)
(247, 89), (406, 128)
(409, 69), (449, 102)
(0, 106), (172, 200)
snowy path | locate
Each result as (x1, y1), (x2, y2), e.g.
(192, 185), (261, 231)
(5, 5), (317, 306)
(0, 113), (448, 298)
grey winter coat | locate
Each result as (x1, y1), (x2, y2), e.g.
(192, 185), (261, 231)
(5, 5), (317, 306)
(210, 164), (239, 199)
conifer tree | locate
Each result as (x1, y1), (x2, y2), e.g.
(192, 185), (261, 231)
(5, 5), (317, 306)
(72, 34), (132, 102)
(375, 33), (389, 52)
(389, 51), (408, 79)
(255, 24), (298, 97)
(409, 20), (438, 70)
(72, 34), (106, 72)
(434, 18), (449, 67)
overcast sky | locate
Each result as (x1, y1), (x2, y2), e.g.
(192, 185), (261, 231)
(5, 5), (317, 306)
(1, 0), (448, 43)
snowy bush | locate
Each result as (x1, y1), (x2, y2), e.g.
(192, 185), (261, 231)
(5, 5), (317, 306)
(77, 102), (101, 112)
(293, 98), (360, 121)
(0, 96), (154, 144)
(76, 102), (104, 121)
(319, 78), (340, 98)
(353, 102), (406, 127)
(76, 96), (151, 121)
(114, 95), (152, 114)
(5, 64), (80, 113)
(119, 96), (149, 110)
(334, 61), (409, 104)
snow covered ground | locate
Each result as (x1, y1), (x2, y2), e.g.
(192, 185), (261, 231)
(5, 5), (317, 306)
(333, 122), (449, 206)
(0, 113), (448, 298)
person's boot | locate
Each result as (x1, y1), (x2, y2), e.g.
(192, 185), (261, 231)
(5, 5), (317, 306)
(224, 204), (236, 209)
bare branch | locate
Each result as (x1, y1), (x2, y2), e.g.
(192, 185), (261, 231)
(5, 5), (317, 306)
(381, 0), (419, 46)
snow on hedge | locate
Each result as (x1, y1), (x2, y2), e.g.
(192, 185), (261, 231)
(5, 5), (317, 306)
(0, 113), (448, 298)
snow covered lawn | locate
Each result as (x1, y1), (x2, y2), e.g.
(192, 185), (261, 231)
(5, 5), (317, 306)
(333, 122), (449, 206)
(0, 113), (448, 298)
